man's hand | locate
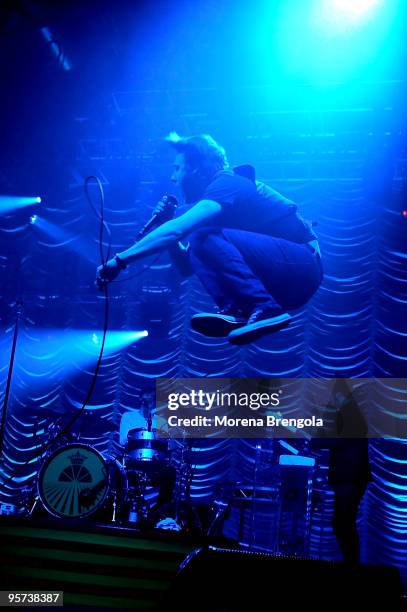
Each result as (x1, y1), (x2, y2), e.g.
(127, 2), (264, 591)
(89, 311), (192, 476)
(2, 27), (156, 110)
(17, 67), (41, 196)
(152, 195), (176, 222)
(96, 258), (122, 290)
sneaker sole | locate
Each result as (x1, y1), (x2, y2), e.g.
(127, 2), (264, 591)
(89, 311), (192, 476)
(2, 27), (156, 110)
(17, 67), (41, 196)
(228, 313), (291, 345)
(191, 313), (247, 337)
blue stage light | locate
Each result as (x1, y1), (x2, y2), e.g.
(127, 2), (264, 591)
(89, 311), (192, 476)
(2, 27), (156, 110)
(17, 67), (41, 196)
(0, 196), (42, 215)
(90, 331), (148, 350)
(1, 327), (149, 398)
(271, 0), (398, 81)
(329, 0), (380, 18)
(95, 330), (149, 352)
(29, 217), (96, 263)
(316, 0), (384, 32)
(30, 215), (38, 224)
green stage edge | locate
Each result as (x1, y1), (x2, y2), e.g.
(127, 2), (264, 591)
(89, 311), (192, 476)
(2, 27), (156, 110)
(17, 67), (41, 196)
(0, 520), (197, 609)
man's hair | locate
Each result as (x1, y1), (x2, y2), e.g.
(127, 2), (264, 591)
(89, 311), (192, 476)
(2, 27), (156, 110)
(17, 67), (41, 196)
(166, 132), (228, 179)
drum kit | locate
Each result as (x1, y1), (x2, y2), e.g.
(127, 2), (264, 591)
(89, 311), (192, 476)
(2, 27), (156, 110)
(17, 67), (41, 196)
(23, 423), (316, 550)
(29, 425), (192, 529)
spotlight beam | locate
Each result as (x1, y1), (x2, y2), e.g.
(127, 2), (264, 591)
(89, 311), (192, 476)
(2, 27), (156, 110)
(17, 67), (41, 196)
(1, 328), (149, 399)
(0, 196), (42, 215)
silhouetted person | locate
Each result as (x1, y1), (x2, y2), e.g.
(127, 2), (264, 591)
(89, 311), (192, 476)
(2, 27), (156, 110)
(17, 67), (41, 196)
(328, 379), (371, 563)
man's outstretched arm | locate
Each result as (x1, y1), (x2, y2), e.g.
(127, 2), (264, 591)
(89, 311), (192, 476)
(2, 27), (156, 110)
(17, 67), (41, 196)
(118, 199), (221, 263)
(96, 199), (221, 286)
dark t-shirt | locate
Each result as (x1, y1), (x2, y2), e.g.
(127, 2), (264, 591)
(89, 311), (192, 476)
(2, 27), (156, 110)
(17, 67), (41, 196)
(328, 438), (371, 487)
(202, 170), (316, 243)
(311, 397), (371, 487)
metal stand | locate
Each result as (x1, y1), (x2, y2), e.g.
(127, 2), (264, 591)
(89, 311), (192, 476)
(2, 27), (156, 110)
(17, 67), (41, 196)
(0, 302), (23, 457)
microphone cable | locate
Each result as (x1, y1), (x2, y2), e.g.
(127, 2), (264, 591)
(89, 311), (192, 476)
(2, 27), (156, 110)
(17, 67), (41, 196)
(1, 176), (110, 488)
(1, 181), (177, 490)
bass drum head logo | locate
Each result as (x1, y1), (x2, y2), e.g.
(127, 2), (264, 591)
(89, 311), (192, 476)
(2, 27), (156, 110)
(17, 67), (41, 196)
(39, 445), (109, 518)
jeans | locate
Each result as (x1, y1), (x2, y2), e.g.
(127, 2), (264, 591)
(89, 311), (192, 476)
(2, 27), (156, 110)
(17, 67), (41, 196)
(333, 482), (367, 563)
(188, 227), (323, 315)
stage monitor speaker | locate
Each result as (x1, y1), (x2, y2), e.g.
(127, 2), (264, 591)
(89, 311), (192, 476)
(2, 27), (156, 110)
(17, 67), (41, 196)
(164, 546), (403, 611)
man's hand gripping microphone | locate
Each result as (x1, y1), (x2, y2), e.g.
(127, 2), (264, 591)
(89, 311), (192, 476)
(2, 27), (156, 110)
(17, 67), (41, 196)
(95, 195), (178, 290)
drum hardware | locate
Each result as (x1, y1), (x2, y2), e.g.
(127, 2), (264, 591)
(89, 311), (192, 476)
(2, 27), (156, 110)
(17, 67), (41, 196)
(127, 495), (150, 525)
(125, 428), (169, 467)
(125, 470), (152, 525)
(206, 483), (246, 538)
(172, 469), (194, 529)
(123, 426), (173, 526)
(15, 483), (41, 518)
(128, 502), (137, 523)
(27, 494), (40, 517)
(207, 499), (231, 537)
(165, 448), (197, 531)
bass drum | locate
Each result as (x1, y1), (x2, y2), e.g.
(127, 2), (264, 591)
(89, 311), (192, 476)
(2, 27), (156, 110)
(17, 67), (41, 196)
(38, 443), (127, 520)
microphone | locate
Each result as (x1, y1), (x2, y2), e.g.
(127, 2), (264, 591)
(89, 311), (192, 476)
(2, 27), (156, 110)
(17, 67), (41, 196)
(136, 195), (178, 240)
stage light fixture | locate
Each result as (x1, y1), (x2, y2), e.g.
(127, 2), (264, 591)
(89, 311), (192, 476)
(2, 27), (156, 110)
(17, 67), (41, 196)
(30, 215), (38, 224)
(40, 26), (72, 71)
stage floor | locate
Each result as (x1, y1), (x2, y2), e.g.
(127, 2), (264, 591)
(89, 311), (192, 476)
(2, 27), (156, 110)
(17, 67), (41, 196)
(0, 517), (204, 609)
(1, 516), (405, 609)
